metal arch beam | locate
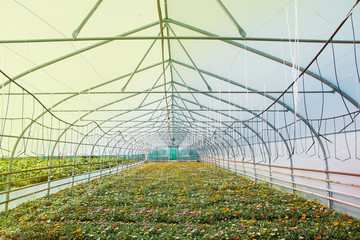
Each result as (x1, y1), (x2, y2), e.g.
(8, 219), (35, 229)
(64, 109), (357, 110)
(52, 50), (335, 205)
(199, 136), (222, 157)
(242, 122), (271, 162)
(169, 90), (243, 152)
(173, 100), (272, 178)
(131, 136), (165, 156)
(130, 136), (153, 152)
(173, 82), (293, 162)
(118, 141), (133, 156)
(213, 134), (236, 159)
(72, 0), (103, 38)
(196, 141), (214, 157)
(172, 105), (243, 159)
(158, 114), (225, 154)
(173, 92), (290, 161)
(207, 134), (227, 158)
(172, 60), (329, 160)
(111, 116), (168, 140)
(173, 101), (255, 162)
(127, 130), (209, 158)
(83, 102), (174, 159)
(202, 143), (215, 157)
(177, 108), (256, 162)
(12, 61), (165, 169)
(130, 138), (155, 155)
(216, 0), (246, 38)
(168, 19), (360, 109)
(97, 133), (125, 173)
(172, 105), (242, 157)
(73, 100), (169, 161)
(126, 141), (149, 157)
(96, 106), (171, 140)
(52, 86), (170, 166)
(171, 116), (246, 159)
(172, 95), (268, 161)
(0, 21), (160, 90)
(180, 130), (223, 157)
(9, 22), (320, 162)
(194, 134), (221, 157)
(50, 79), (169, 147)
(105, 137), (126, 172)
(100, 133), (123, 158)
(125, 135), (159, 155)
(125, 141), (137, 157)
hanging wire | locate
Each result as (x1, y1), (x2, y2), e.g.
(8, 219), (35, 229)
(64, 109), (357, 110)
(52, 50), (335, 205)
(215, 0), (360, 142)
(330, 40), (354, 133)
(315, 59), (326, 134)
(0, 68), (109, 135)
(301, 73), (316, 155)
(341, 115), (352, 161)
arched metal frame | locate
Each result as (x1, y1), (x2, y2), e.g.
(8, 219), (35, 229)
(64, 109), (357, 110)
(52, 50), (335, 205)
(2, 1), (359, 211)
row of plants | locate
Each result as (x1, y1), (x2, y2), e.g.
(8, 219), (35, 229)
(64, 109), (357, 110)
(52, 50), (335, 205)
(0, 156), (140, 192)
(0, 162), (358, 239)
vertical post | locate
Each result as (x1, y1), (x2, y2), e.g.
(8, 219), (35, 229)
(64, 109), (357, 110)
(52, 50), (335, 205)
(116, 155), (119, 173)
(47, 155), (52, 197)
(268, 156), (273, 188)
(289, 153), (295, 194)
(100, 155), (103, 178)
(324, 157), (332, 208)
(5, 157), (14, 210)
(71, 156), (76, 187)
(242, 157), (246, 176)
(88, 155), (91, 182)
(108, 155), (111, 174)
(227, 149), (230, 171)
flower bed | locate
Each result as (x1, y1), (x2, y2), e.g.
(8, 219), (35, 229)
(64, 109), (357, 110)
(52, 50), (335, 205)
(0, 162), (359, 239)
(0, 157), (138, 191)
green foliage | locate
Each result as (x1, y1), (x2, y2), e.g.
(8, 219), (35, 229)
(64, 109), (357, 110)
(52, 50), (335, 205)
(0, 157), (139, 192)
(0, 162), (358, 239)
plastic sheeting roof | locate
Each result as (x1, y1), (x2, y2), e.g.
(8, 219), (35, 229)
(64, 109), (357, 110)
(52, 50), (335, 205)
(0, 0), (360, 158)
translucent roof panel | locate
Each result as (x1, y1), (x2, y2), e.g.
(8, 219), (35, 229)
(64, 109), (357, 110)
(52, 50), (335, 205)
(0, 0), (359, 163)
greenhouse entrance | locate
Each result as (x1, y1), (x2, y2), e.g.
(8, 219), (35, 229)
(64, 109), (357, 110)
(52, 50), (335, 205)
(170, 147), (177, 160)
(1, 0), (360, 238)
(147, 147), (199, 161)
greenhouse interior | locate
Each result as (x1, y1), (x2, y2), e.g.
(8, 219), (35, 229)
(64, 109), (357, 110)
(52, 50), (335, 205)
(0, 0), (360, 239)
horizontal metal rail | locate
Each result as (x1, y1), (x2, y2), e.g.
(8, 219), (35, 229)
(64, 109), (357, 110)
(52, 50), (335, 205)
(0, 159), (119, 177)
(51, 109), (289, 112)
(1, 90), (335, 95)
(0, 161), (143, 207)
(0, 36), (359, 44)
(207, 157), (360, 177)
(214, 162), (360, 198)
(0, 160), (131, 195)
(213, 162), (360, 210)
(203, 157), (360, 212)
